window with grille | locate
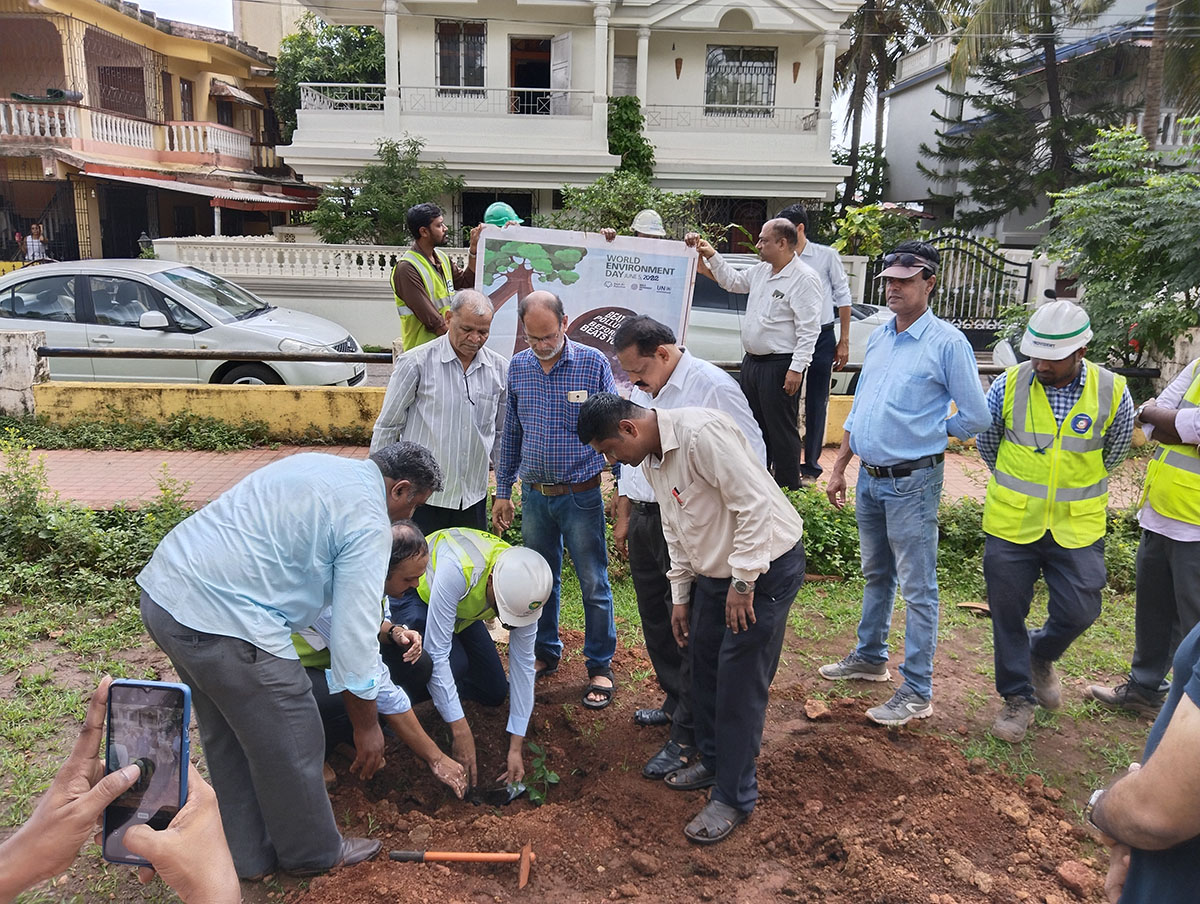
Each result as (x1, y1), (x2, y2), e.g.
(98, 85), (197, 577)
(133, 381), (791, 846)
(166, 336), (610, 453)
(180, 79), (194, 121)
(704, 46), (777, 117)
(436, 20), (485, 93)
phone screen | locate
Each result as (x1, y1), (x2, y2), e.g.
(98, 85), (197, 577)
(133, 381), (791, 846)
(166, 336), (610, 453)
(102, 680), (190, 865)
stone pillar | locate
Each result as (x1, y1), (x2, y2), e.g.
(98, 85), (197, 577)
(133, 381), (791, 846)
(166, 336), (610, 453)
(383, 0), (401, 133)
(818, 36), (837, 156)
(592, 3), (612, 141)
(635, 26), (650, 105)
(0, 331), (49, 417)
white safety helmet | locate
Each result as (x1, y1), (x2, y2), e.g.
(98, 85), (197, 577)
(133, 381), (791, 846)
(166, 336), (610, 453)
(492, 547), (553, 627)
(630, 208), (667, 237)
(1019, 299), (1093, 361)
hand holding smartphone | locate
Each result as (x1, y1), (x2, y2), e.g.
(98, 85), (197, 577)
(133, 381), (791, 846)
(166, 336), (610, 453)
(102, 680), (191, 866)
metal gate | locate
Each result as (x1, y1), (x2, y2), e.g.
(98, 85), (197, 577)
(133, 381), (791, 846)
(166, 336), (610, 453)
(865, 229), (1032, 350)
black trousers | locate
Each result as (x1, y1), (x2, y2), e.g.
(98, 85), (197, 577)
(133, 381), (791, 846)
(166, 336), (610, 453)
(628, 502), (693, 746)
(307, 650), (433, 751)
(1130, 529), (1200, 691)
(740, 353), (802, 490)
(413, 497), (488, 535)
(985, 533), (1105, 701)
(801, 326), (836, 478)
(690, 541), (805, 813)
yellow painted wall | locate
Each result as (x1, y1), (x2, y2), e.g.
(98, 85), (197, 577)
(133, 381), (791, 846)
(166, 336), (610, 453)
(33, 382), (385, 436)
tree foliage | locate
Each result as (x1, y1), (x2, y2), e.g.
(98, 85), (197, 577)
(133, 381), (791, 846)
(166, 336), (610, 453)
(607, 96), (655, 178)
(274, 13), (385, 143)
(920, 39), (1134, 228)
(830, 204), (922, 257)
(1039, 123), (1200, 365)
(535, 171), (706, 238)
(310, 136), (464, 246)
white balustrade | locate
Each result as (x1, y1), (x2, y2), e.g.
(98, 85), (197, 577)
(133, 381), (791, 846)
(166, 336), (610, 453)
(167, 123), (252, 160)
(91, 110), (154, 149)
(0, 102), (79, 140)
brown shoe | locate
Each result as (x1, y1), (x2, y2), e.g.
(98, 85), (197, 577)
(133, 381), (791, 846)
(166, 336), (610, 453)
(1087, 681), (1165, 718)
(1031, 657), (1061, 710)
(287, 837), (381, 877)
(990, 696), (1036, 743)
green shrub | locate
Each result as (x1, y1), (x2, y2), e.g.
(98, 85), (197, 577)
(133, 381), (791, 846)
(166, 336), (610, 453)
(785, 486), (860, 577)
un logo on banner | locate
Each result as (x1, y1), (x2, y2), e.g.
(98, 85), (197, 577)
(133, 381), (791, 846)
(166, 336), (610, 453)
(1071, 413), (1094, 434)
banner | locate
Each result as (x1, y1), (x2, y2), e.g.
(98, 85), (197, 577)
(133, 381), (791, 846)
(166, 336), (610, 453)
(474, 224), (698, 391)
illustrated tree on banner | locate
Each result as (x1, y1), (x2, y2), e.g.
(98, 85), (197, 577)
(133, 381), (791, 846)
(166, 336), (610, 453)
(483, 241), (587, 310)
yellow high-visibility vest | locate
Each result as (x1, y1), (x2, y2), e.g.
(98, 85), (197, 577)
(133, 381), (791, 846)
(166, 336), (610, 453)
(393, 247), (453, 351)
(983, 360), (1124, 548)
(418, 528), (509, 633)
(1140, 366), (1200, 525)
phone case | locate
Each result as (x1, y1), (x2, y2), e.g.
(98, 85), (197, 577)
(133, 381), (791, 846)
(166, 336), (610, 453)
(102, 679), (191, 866)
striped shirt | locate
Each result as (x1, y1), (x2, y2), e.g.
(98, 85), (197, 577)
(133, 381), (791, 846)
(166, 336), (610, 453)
(976, 361), (1135, 472)
(495, 339), (618, 497)
(370, 334), (508, 509)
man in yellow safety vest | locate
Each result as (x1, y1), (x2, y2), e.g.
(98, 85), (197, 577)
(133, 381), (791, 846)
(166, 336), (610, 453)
(976, 300), (1134, 743)
(391, 203), (483, 351)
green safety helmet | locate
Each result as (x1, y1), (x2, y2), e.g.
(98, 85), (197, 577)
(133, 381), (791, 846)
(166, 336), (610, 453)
(484, 202), (524, 228)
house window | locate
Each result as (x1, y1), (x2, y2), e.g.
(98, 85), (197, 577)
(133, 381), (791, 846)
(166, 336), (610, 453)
(436, 20), (485, 92)
(161, 72), (174, 121)
(179, 79), (194, 121)
(216, 100), (233, 127)
(704, 46), (776, 116)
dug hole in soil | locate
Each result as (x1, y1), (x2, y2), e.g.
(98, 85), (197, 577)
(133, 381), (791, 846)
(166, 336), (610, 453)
(296, 630), (1106, 904)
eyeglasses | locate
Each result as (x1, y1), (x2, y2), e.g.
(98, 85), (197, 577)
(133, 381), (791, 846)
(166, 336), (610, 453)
(883, 252), (937, 274)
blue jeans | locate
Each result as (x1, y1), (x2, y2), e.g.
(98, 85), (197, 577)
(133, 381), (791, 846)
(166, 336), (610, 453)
(521, 483), (616, 674)
(853, 461), (944, 699)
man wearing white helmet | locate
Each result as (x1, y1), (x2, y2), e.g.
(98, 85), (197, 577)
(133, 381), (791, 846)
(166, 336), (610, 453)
(976, 299), (1134, 743)
(389, 529), (552, 785)
(599, 208), (669, 242)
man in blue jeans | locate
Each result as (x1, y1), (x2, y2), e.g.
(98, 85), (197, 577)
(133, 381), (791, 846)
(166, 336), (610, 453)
(819, 241), (990, 726)
(493, 290), (619, 709)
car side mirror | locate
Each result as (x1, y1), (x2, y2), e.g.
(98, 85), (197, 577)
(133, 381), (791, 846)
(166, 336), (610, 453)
(139, 311), (169, 330)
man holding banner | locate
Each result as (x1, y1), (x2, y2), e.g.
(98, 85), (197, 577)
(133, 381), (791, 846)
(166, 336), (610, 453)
(392, 203), (481, 351)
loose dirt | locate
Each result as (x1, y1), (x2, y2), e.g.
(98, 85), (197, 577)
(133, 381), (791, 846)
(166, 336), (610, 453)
(287, 631), (1108, 904)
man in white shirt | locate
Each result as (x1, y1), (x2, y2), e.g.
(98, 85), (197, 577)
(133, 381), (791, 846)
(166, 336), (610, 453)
(371, 289), (508, 533)
(610, 315), (766, 781)
(1088, 357), (1200, 716)
(578, 394), (805, 846)
(776, 204), (853, 484)
(686, 220), (823, 489)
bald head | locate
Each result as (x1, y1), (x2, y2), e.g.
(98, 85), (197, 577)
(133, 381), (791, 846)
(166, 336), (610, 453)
(757, 218), (798, 268)
(518, 290), (564, 322)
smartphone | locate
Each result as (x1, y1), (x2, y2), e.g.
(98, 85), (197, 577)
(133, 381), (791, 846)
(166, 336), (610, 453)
(102, 679), (191, 865)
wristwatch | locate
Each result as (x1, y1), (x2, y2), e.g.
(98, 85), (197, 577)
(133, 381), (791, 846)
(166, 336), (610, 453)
(1134, 401), (1152, 423)
(731, 578), (755, 595)
(1083, 788), (1105, 831)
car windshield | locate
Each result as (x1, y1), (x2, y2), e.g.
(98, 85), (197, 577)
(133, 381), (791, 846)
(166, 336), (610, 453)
(151, 267), (271, 323)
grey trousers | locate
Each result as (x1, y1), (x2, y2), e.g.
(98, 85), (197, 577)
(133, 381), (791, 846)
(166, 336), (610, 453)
(141, 592), (343, 878)
(1130, 529), (1200, 691)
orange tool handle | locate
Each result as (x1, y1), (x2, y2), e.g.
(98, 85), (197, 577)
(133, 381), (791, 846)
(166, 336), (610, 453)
(390, 851), (536, 864)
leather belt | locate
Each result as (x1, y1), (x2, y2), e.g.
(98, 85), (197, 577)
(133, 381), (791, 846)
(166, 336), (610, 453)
(863, 453), (944, 479)
(529, 474), (601, 497)
(629, 500), (659, 514)
(821, 322), (836, 331)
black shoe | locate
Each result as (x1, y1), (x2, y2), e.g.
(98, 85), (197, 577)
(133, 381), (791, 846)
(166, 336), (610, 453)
(633, 707), (672, 726)
(287, 837), (382, 877)
(642, 740), (695, 780)
(1087, 681), (1165, 717)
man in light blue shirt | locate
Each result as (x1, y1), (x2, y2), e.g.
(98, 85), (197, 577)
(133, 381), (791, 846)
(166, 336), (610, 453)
(818, 241), (990, 727)
(138, 442), (443, 880)
(777, 204), (853, 483)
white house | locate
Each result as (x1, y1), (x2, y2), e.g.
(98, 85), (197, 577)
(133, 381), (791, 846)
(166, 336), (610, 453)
(275, 0), (857, 241)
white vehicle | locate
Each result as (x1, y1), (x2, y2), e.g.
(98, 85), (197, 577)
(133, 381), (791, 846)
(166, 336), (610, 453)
(0, 260), (365, 386)
(684, 253), (889, 394)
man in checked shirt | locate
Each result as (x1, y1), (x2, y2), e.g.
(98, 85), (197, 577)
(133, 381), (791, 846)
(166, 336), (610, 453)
(977, 300), (1134, 744)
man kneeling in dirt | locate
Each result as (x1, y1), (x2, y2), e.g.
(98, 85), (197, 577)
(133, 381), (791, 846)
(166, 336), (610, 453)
(390, 528), (552, 787)
(578, 394), (806, 845)
(292, 520), (469, 799)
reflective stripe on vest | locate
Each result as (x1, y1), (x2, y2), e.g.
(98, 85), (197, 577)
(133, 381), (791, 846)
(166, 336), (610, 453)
(984, 359), (1123, 547)
(417, 528), (509, 633)
(1140, 367), (1200, 525)
(393, 248), (454, 351)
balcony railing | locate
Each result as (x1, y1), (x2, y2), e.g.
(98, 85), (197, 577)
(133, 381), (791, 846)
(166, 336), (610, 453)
(0, 102), (79, 140)
(167, 122), (251, 160)
(92, 110), (154, 149)
(298, 83), (594, 116)
(1125, 109), (1198, 150)
(643, 104), (819, 132)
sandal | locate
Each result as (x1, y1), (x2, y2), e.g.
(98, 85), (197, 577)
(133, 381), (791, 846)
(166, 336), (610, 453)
(684, 800), (748, 845)
(582, 667), (615, 710)
(664, 760), (716, 790)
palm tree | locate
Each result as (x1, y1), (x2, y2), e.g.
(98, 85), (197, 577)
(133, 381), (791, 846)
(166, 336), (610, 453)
(837, 0), (947, 215)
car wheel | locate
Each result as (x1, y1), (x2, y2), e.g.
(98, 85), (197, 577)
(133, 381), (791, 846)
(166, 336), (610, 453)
(220, 363), (283, 385)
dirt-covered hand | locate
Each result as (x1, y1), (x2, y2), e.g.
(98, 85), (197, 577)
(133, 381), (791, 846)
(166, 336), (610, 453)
(349, 722), (386, 780)
(451, 725), (478, 788)
(671, 603), (690, 648)
(725, 585), (756, 633)
(430, 755), (468, 799)
(124, 764), (239, 904)
(498, 748), (525, 785)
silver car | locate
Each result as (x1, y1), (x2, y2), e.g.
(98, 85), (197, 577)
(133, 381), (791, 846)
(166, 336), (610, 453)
(0, 260), (365, 385)
(684, 254), (888, 394)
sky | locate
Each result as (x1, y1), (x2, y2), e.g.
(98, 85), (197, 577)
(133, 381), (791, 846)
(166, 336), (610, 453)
(144, 0), (233, 30)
